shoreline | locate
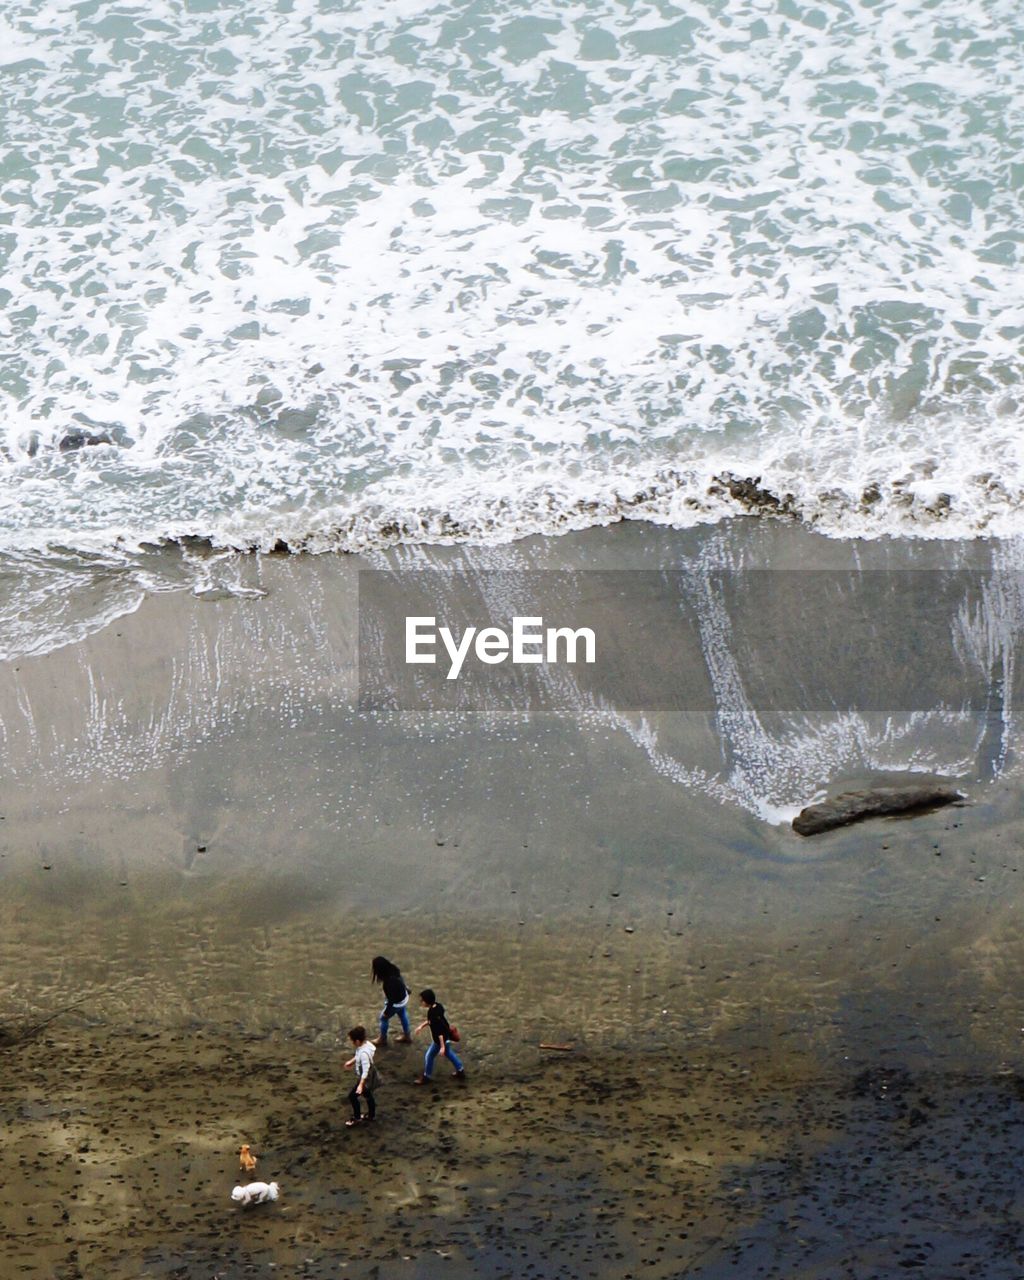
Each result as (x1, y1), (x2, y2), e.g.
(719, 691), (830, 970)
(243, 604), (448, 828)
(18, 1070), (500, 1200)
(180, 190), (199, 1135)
(2, 511), (1018, 667)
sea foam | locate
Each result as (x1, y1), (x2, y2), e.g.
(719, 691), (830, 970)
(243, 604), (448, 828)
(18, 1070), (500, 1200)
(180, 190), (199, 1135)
(0, 0), (1022, 566)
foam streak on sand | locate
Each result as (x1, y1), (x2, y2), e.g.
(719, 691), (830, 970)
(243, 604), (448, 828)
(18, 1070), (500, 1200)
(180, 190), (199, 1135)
(0, 528), (1016, 827)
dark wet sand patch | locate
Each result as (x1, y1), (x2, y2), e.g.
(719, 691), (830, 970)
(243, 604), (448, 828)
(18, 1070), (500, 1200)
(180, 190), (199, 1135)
(4, 1023), (1024, 1279)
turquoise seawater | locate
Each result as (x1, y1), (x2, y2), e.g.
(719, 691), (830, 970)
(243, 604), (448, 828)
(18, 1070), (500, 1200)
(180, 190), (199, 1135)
(0, 0), (1023, 652)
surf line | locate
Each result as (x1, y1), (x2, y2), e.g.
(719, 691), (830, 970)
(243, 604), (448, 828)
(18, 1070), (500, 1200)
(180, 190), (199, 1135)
(405, 616), (596, 681)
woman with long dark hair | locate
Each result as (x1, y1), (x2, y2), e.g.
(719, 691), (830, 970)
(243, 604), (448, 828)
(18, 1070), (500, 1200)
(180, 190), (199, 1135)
(371, 955), (412, 1048)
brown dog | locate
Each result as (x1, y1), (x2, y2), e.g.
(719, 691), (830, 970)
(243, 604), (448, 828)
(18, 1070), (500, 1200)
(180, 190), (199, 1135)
(239, 1144), (257, 1175)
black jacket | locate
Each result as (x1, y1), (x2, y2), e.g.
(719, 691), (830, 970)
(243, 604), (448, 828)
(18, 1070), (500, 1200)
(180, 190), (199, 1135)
(426, 1002), (451, 1045)
(383, 972), (408, 1006)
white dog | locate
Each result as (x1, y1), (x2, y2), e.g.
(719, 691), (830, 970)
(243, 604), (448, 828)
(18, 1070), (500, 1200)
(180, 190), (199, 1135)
(231, 1181), (279, 1206)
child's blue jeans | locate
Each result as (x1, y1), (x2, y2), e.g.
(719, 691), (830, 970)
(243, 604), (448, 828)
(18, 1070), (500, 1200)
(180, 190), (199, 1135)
(424, 1040), (464, 1076)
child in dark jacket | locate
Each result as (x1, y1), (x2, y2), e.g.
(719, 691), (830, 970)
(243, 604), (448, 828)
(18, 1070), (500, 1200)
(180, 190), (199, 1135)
(413, 988), (466, 1084)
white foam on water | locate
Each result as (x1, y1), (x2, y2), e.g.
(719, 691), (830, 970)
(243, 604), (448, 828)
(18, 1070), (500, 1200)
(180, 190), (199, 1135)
(0, 550), (156, 662)
(0, 0), (1022, 572)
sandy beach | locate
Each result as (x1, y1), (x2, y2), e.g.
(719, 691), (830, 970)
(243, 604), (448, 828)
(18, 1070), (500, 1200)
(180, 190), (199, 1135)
(5, 0), (1023, 1271)
(3, 520), (1024, 1277)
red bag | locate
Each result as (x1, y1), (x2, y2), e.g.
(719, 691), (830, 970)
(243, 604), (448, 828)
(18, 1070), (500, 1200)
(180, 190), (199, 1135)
(447, 1024), (461, 1043)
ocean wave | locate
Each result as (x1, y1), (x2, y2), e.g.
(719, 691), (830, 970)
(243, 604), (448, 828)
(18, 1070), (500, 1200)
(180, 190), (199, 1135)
(0, 0), (1021, 558)
(3, 420), (1024, 563)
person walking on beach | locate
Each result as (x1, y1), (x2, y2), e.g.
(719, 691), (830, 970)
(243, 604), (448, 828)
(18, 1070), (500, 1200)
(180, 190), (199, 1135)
(371, 955), (413, 1048)
(413, 988), (466, 1085)
(342, 1025), (378, 1126)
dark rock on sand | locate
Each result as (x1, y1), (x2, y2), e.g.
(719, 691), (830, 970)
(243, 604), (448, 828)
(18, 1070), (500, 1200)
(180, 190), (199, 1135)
(793, 785), (962, 836)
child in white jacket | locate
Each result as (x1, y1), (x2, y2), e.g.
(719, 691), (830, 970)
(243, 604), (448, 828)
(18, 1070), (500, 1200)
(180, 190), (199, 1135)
(343, 1025), (377, 1126)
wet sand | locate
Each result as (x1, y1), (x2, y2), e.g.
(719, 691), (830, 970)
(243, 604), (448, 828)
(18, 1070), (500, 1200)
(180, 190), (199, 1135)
(3, 520), (1024, 1276)
(5, 1024), (1024, 1280)
(5, 907), (1024, 1280)
(6, 823), (1024, 1279)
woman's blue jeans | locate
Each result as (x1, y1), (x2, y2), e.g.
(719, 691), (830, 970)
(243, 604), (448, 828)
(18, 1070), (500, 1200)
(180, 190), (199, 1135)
(424, 1039), (463, 1076)
(379, 1002), (411, 1039)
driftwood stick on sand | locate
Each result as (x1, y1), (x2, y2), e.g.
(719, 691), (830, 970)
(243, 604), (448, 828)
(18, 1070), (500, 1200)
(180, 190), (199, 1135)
(0, 995), (92, 1051)
(539, 1043), (575, 1052)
